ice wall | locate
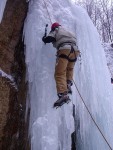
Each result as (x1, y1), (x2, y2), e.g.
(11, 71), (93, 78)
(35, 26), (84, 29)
(0, 0), (7, 23)
(73, 6), (113, 150)
(24, 0), (113, 149)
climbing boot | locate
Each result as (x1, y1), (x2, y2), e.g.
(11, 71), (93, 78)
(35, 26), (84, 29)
(54, 92), (71, 108)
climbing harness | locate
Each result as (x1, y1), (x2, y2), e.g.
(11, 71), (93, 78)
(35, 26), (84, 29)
(58, 45), (77, 62)
(72, 79), (113, 150)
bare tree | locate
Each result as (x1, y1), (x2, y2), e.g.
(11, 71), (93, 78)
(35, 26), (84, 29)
(99, 0), (112, 42)
(75, 0), (113, 43)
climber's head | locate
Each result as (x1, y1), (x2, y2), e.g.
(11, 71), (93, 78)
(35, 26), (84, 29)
(51, 22), (61, 31)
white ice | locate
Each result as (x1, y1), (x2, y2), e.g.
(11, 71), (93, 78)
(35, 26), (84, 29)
(24, 0), (113, 149)
(0, 0), (7, 23)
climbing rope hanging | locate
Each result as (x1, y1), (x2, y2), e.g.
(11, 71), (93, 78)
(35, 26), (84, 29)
(72, 79), (113, 150)
(43, 0), (52, 24)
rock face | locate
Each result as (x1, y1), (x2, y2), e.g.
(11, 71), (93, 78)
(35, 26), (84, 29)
(0, 77), (11, 144)
(0, 0), (29, 149)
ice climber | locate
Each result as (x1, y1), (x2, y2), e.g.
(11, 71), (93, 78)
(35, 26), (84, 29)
(42, 22), (80, 107)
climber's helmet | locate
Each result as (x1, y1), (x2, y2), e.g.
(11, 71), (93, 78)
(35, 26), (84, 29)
(51, 22), (61, 31)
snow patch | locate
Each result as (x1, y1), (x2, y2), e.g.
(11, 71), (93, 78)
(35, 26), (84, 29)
(0, 69), (17, 90)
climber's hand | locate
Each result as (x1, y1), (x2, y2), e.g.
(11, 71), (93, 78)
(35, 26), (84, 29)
(42, 36), (47, 44)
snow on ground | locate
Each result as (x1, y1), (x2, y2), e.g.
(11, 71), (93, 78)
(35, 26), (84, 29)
(0, 69), (14, 82)
(0, 69), (17, 90)
(24, 0), (113, 150)
(0, 0), (7, 23)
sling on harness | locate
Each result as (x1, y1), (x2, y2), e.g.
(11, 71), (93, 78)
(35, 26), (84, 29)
(58, 45), (77, 62)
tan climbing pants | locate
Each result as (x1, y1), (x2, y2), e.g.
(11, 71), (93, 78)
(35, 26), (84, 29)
(54, 49), (79, 94)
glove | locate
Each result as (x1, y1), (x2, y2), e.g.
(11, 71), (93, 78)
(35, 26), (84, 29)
(42, 36), (47, 44)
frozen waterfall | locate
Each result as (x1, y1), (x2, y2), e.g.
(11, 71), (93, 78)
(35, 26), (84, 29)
(24, 0), (113, 149)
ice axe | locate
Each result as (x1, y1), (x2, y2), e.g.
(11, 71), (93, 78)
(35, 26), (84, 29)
(44, 24), (48, 37)
(42, 24), (48, 45)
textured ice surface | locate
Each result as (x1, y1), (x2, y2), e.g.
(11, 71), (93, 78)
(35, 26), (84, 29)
(24, 0), (113, 149)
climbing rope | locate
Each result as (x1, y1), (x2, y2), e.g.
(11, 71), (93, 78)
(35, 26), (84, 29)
(43, 0), (52, 24)
(72, 79), (113, 150)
